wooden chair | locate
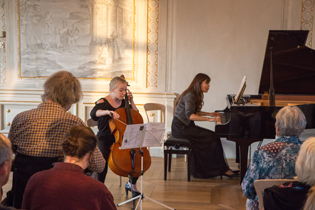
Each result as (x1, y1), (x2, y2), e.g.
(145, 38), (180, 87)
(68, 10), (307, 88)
(87, 118), (98, 127)
(143, 103), (166, 124)
(143, 103), (171, 157)
(254, 179), (293, 210)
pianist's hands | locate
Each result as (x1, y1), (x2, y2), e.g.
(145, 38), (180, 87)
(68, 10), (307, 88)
(208, 112), (221, 117)
(207, 116), (221, 123)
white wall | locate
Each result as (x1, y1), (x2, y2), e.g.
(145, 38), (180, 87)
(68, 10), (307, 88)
(161, 0), (313, 158)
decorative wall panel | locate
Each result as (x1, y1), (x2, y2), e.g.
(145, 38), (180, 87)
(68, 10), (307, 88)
(301, 0), (314, 47)
(147, 0), (158, 88)
(0, 0), (5, 85)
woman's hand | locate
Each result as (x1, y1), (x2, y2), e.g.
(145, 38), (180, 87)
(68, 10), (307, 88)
(215, 116), (222, 124)
(127, 89), (134, 102)
(208, 112), (221, 117)
(207, 116), (221, 122)
(109, 111), (120, 119)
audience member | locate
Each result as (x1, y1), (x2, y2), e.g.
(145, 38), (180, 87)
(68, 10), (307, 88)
(6, 71), (105, 208)
(241, 106), (306, 210)
(22, 125), (116, 210)
(0, 134), (16, 210)
(263, 137), (315, 210)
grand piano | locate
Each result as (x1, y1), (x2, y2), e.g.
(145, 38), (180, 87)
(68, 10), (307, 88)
(215, 30), (315, 183)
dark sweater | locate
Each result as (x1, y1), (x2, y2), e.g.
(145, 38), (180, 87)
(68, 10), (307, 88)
(22, 162), (117, 210)
(90, 98), (125, 138)
(174, 91), (196, 126)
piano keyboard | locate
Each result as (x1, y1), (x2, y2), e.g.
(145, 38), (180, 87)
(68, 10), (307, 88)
(218, 112), (229, 124)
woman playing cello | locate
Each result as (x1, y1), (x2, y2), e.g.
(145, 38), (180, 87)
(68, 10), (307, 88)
(90, 76), (140, 197)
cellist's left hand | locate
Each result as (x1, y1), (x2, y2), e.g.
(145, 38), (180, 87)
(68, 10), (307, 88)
(127, 89), (134, 102)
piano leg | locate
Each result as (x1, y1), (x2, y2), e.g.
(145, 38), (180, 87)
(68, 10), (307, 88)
(239, 144), (249, 184)
(235, 143), (239, 164)
(227, 138), (263, 184)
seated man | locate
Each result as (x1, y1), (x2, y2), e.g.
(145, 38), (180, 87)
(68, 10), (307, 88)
(0, 134), (16, 210)
(241, 106), (306, 210)
(6, 71), (105, 208)
(22, 125), (117, 210)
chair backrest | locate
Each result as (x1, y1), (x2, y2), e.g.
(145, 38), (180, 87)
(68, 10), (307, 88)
(254, 179), (293, 210)
(86, 118), (98, 127)
(143, 103), (165, 123)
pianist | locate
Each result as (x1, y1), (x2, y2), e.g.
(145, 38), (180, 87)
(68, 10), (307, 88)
(241, 106), (306, 210)
(171, 73), (238, 179)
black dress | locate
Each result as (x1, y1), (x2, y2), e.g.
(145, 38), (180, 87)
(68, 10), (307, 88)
(172, 91), (229, 178)
(90, 98), (138, 184)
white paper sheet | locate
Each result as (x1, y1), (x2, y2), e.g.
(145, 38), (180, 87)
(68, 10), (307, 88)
(121, 122), (165, 149)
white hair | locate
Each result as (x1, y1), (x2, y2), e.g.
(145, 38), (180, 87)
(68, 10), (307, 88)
(276, 106), (306, 136)
(296, 137), (315, 186)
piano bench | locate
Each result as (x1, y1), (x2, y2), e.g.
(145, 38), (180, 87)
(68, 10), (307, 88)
(164, 135), (192, 182)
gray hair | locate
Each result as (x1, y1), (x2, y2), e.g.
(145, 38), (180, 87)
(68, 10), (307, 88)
(0, 134), (11, 166)
(109, 76), (127, 92)
(41, 71), (83, 107)
(296, 137), (315, 186)
(276, 106), (306, 136)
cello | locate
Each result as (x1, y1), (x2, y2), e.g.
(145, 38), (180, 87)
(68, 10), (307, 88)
(108, 78), (151, 178)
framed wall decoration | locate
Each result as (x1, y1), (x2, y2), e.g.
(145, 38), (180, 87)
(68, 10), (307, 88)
(1, 0), (159, 91)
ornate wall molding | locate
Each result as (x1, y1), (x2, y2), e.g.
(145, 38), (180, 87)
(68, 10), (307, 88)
(301, 0), (314, 47)
(146, 0), (159, 88)
(0, 0), (5, 85)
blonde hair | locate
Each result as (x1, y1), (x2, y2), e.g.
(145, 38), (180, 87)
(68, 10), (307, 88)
(276, 106), (306, 136)
(296, 137), (315, 186)
(41, 71), (83, 107)
(304, 186), (315, 210)
(109, 76), (127, 92)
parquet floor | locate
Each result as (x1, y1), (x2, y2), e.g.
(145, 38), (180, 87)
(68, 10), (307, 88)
(105, 158), (246, 210)
(2, 157), (247, 210)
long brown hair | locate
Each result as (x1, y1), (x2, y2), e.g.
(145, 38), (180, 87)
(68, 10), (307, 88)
(175, 73), (211, 113)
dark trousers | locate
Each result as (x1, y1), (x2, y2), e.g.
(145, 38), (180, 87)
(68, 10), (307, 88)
(6, 153), (59, 209)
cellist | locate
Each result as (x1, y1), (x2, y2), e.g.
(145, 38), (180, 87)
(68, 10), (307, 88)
(90, 76), (140, 197)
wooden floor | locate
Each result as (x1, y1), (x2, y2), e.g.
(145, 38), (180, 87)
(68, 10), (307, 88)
(3, 157), (247, 210)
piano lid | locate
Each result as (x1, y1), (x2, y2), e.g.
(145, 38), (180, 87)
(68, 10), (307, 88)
(258, 30), (315, 95)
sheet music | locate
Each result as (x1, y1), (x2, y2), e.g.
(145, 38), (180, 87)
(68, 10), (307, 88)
(122, 124), (146, 149)
(121, 122), (165, 149)
(234, 76), (247, 103)
(142, 122), (165, 147)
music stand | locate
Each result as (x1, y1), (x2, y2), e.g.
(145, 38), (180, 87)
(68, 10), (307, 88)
(117, 122), (175, 210)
